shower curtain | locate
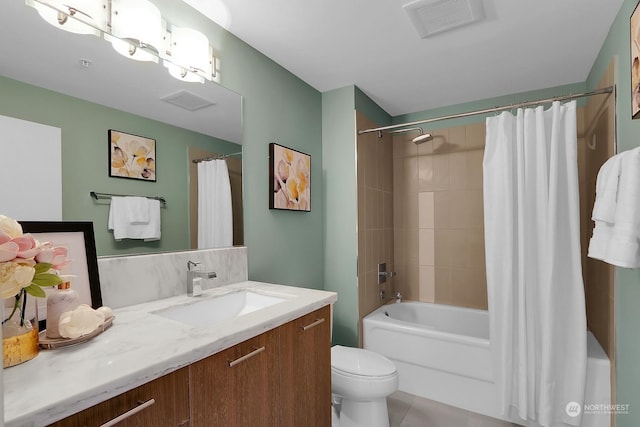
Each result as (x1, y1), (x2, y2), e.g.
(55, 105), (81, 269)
(197, 159), (233, 248)
(483, 101), (587, 427)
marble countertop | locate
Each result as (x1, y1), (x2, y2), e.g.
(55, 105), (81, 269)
(4, 281), (337, 427)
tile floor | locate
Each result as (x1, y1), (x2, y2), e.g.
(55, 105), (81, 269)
(387, 391), (520, 427)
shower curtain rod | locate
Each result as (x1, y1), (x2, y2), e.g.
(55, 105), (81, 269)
(192, 151), (242, 163)
(358, 86), (614, 135)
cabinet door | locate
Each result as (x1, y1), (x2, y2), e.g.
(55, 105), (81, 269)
(48, 367), (190, 427)
(189, 328), (280, 427)
(280, 305), (332, 427)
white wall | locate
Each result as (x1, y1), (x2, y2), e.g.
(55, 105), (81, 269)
(0, 115), (61, 221)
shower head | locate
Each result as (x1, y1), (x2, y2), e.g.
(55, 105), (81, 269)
(411, 131), (433, 144)
(380, 127), (433, 145)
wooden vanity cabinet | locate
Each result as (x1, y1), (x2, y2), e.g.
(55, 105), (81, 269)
(280, 305), (332, 427)
(189, 305), (332, 427)
(189, 328), (281, 427)
(47, 367), (190, 427)
(46, 305), (331, 427)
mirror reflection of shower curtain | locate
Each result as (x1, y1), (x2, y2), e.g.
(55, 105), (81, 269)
(483, 101), (587, 427)
(197, 159), (233, 248)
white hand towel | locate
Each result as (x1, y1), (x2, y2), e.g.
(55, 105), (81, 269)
(124, 196), (150, 224)
(142, 199), (161, 241)
(605, 149), (640, 268)
(108, 197), (161, 241)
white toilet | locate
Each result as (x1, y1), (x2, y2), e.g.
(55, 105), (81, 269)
(331, 345), (399, 427)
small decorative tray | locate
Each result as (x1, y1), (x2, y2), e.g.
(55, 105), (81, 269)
(38, 316), (115, 350)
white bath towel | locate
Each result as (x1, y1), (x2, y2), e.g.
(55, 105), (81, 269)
(108, 197), (161, 241)
(588, 148), (640, 267)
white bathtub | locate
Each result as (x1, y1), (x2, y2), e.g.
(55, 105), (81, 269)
(363, 301), (610, 427)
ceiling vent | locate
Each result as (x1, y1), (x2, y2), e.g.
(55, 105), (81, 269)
(403, 0), (485, 38)
(161, 90), (216, 111)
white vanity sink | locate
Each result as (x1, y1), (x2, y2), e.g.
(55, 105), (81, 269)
(152, 290), (287, 327)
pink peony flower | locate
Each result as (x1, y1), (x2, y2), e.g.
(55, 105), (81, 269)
(36, 242), (70, 271)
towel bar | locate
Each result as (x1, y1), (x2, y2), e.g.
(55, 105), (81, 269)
(90, 191), (167, 206)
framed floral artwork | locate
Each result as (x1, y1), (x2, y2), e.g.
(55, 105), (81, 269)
(109, 129), (156, 181)
(269, 143), (311, 211)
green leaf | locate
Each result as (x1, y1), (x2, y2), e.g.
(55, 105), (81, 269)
(24, 284), (46, 298)
(34, 263), (53, 274)
(32, 273), (63, 288)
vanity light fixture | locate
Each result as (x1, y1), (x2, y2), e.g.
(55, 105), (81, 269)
(106, 0), (163, 62)
(26, 0), (107, 36)
(25, 0), (219, 83)
(164, 26), (214, 84)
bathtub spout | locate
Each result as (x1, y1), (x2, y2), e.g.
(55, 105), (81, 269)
(395, 292), (402, 303)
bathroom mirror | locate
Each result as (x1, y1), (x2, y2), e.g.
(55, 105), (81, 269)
(0, 1), (242, 143)
(0, 1), (244, 255)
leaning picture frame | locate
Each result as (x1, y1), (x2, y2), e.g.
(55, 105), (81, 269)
(109, 129), (157, 181)
(19, 221), (102, 331)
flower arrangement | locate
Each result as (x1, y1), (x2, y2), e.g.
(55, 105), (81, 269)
(0, 214), (68, 337)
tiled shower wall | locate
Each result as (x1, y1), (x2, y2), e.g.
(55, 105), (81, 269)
(578, 59), (616, 418)
(393, 122), (487, 309)
(356, 111), (395, 344)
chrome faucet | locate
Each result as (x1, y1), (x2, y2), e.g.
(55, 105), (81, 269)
(187, 260), (217, 296)
(396, 292), (403, 303)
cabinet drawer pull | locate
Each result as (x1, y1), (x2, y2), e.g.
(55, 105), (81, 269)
(302, 318), (325, 331)
(228, 346), (266, 367)
(99, 398), (156, 427)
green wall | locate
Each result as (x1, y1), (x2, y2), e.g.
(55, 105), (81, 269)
(321, 86), (393, 346)
(216, 27), (324, 290)
(322, 86), (358, 345)
(587, 0), (640, 425)
(0, 76), (238, 256)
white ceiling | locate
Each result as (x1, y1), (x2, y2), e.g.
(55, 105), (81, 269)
(185, 0), (624, 117)
(0, 0), (625, 139)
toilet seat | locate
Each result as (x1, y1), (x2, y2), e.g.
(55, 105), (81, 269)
(331, 345), (397, 378)
(332, 367), (398, 381)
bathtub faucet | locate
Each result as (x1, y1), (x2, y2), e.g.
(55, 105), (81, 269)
(395, 292), (402, 303)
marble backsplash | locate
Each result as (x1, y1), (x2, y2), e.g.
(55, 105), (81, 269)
(97, 247), (248, 309)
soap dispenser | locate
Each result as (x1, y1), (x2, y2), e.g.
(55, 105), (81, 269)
(46, 281), (80, 339)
